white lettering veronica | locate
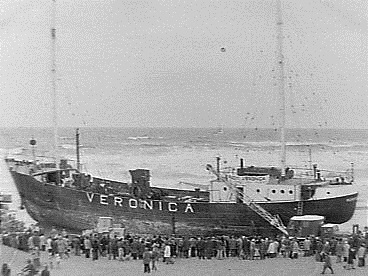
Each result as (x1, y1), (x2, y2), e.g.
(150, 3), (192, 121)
(143, 200), (153, 210)
(114, 197), (123, 206)
(86, 193), (95, 203)
(85, 193), (195, 214)
(168, 202), (178, 212)
(184, 203), (194, 213)
(129, 199), (138, 208)
(100, 195), (108, 205)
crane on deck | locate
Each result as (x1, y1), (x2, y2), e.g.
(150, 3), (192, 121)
(206, 164), (289, 236)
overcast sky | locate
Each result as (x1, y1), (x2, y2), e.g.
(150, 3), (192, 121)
(0, 0), (367, 128)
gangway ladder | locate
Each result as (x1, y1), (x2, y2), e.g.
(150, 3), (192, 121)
(297, 201), (303, 216)
(206, 164), (289, 236)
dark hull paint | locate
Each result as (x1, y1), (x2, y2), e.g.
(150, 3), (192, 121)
(11, 171), (358, 235)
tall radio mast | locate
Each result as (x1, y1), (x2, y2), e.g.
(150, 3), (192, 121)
(276, 0), (286, 178)
(51, 0), (59, 171)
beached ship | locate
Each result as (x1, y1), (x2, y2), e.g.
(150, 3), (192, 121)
(6, 153), (358, 236)
(5, 0), (358, 236)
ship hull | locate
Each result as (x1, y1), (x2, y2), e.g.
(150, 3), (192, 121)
(11, 171), (358, 235)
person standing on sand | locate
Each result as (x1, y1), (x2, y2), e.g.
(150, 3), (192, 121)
(342, 240), (350, 265)
(249, 239), (255, 260)
(182, 237), (190, 258)
(40, 234), (46, 251)
(229, 236), (237, 257)
(28, 234), (34, 251)
(216, 237), (225, 260)
(72, 235), (81, 256)
(99, 235), (108, 257)
(56, 237), (66, 260)
(20, 259), (36, 276)
(321, 252), (334, 274)
(84, 236), (92, 258)
(92, 239), (99, 261)
(46, 236), (52, 254)
(357, 243), (366, 267)
(291, 239), (300, 259)
(164, 243), (172, 264)
(196, 237), (205, 260)
(260, 239), (267, 260)
(243, 237), (250, 260)
(50, 227), (58, 239)
(237, 237), (243, 260)
(204, 237), (212, 260)
(130, 238), (139, 260)
(1, 263), (11, 276)
(117, 238), (124, 261)
(50, 238), (59, 269)
(346, 246), (356, 270)
(267, 239), (278, 258)
(303, 237), (311, 257)
(322, 241), (330, 255)
(143, 247), (152, 273)
(111, 236), (119, 260)
(31, 247), (41, 270)
(40, 264), (50, 276)
(335, 239), (343, 263)
(151, 244), (160, 271)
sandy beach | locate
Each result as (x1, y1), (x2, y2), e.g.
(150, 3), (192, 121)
(1, 244), (368, 276)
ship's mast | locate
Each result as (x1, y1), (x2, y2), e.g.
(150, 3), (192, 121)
(276, 0), (286, 177)
(51, 0), (59, 170)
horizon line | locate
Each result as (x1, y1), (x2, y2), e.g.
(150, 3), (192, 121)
(1, 126), (368, 130)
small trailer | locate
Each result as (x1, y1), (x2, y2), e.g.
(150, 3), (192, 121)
(287, 215), (325, 237)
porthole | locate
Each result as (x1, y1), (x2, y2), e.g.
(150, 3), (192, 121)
(256, 189), (260, 193)
(289, 190), (293, 194)
(327, 191), (330, 195)
(223, 187), (227, 191)
(280, 190), (285, 194)
(272, 190), (276, 194)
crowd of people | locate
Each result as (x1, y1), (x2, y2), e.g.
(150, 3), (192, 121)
(2, 225), (368, 275)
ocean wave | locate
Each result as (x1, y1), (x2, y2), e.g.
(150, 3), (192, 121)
(126, 136), (167, 141)
(225, 140), (368, 150)
(327, 143), (368, 149)
(228, 141), (279, 147)
(139, 143), (170, 148)
(127, 136), (151, 140)
(6, 147), (26, 155)
(60, 144), (76, 149)
(60, 144), (96, 150)
(60, 136), (75, 140)
(121, 143), (170, 148)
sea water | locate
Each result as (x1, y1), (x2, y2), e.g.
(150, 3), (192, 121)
(1, 127), (368, 232)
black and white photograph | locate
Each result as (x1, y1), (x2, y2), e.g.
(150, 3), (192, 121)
(0, 0), (367, 275)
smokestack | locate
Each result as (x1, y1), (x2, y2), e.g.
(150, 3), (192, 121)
(313, 164), (317, 179)
(195, 188), (200, 198)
